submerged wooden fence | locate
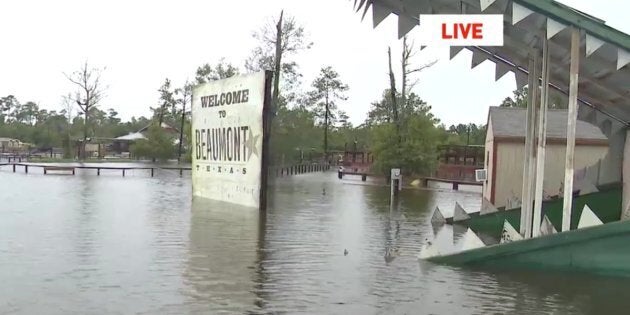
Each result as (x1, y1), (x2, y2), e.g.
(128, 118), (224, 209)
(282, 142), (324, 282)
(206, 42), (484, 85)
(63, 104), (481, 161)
(271, 163), (331, 177)
(4, 163), (191, 177)
(2, 162), (329, 178)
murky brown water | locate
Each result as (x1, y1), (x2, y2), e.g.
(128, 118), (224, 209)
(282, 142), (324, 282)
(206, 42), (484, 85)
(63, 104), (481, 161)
(1, 164), (630, 314)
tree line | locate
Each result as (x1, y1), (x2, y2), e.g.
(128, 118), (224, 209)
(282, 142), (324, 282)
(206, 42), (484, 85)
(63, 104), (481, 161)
(1, 11), (493, 174)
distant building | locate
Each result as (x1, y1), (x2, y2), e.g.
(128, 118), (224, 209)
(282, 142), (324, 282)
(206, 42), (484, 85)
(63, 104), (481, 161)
(112, 122), (180, 153)
(0, 137), (25, 152)
(483, 107), (609, 209)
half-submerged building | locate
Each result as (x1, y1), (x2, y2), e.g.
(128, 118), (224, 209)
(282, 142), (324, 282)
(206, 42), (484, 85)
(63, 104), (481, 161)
(484, 107), (609, 209)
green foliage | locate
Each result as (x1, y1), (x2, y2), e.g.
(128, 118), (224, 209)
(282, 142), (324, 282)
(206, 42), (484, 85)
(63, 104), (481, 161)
(130, 124), (176, 161)
(246, 12), (312, 97)
(307, 66), (349, 127)
(370, 106), (440, 176)
(446, 123), (486, 145)
(367, 90), (437, 126)
(195, 59), (239, 84)
(500, 86), (566, 109)
(0, 94), (154, 151)
(500, 87), (529, 108)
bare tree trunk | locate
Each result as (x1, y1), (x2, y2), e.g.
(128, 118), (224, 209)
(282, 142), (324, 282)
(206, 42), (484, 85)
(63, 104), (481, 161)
(324, 92), (329, 161)
(158, 105), (164, 126)
(401, 37), (408, 112)
(83, 108), (89, 159)
(388, 47), (400, 145)
(178, 103), (186, 162)
(272, 10), (283, 114)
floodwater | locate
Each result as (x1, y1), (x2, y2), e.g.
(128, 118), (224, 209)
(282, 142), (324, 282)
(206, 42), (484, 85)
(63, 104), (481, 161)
(1, 164), (630, 314)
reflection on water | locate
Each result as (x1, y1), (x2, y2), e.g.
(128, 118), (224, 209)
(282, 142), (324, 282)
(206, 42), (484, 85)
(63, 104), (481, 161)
(2, 166), (630, 314)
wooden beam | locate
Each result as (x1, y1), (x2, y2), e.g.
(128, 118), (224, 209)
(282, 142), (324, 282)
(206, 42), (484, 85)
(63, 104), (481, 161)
(562, 27), (581, 232)
(520, 49), (539, 238)
(532, 37), (551, 238)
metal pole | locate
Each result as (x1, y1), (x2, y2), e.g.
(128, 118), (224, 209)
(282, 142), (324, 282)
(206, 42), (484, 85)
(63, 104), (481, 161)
(562, 28), (581, 232)
(520, 50), (539, 238)
(532, 37), (551, 237)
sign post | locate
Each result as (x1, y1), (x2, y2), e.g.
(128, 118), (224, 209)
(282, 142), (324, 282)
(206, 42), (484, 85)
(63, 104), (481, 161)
(191, 71), (273, 211)
(390, 168), (402, 198)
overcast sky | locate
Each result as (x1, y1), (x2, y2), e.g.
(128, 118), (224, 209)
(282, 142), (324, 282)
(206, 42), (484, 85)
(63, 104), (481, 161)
(0, 0), (627, 127)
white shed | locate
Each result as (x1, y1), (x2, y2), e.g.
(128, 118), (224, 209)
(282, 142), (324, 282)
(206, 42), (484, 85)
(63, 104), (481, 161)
(483, 107), (609, 209)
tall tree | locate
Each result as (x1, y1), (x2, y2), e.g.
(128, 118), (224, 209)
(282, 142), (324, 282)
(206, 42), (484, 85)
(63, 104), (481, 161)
(156, 78), (176, 126)
(387, 47), (400, 144)
(0, 95), (20, 123)
(175, 81), (192, 162)
(65, 61), (105, 159)
(500, 86), (566, 109)
(195, 59), (239, 84)
(401, 36), (437, 111)
(246, 11), (312, 111)
(500, 87), (529, 108)
(307, 66), (349, 158)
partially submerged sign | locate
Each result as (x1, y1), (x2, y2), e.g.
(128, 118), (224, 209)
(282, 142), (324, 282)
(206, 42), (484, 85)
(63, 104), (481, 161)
(192, 71), (272, 209)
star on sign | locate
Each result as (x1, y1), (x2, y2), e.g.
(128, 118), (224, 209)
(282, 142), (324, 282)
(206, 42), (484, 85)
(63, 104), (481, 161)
(244, 128), (260, 160)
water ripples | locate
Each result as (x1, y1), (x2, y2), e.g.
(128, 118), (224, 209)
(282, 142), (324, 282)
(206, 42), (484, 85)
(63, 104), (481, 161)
(2, 168), (630, 314)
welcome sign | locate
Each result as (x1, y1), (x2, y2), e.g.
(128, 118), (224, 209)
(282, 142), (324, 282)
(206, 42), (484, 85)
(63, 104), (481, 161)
(192, 71), (271, 209)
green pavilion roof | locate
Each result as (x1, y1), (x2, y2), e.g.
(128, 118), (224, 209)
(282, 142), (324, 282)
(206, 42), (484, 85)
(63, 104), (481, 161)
(353, 0), (630, 130)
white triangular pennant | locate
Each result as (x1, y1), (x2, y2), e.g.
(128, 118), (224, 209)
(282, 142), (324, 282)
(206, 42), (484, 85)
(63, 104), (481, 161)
(431, 206), (446, 224)
(547, 18), (567, 39)
(577, 181), (599, 195)
(398, 15), (417, 39)
(450, 46), (464, 60)
(618, 48), (630, 70)
(540, 215), (558, 236)
(453, 202), (470, 222)
(372, 2), (391, 28)
(515, 71), (528, 90)
(480, 197), (499, 215)
(586, 34), (606, 57)
(512, 3), (534, 25)
(495, 62), (511, 81)
(461, 228), (485, 250)
(471, 50), (488, 69)
(452, 223), (468, 243)
(578, 204), (604, 229)
(480, 0), (498, 12)
(418, 239), (441, 259)
(500, 220), (523, 244)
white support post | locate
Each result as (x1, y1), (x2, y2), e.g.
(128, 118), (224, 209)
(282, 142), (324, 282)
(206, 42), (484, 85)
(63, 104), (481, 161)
(532, 37), (550, 238)
(520, 51), (539, 238)
(562, 27), (581, 232)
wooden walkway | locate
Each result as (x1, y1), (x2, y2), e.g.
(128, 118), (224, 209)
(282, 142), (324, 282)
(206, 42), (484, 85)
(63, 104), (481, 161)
(2, 162), (328, 178)
(337, 168), (482, 190)
(3, 163), (192, 177)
